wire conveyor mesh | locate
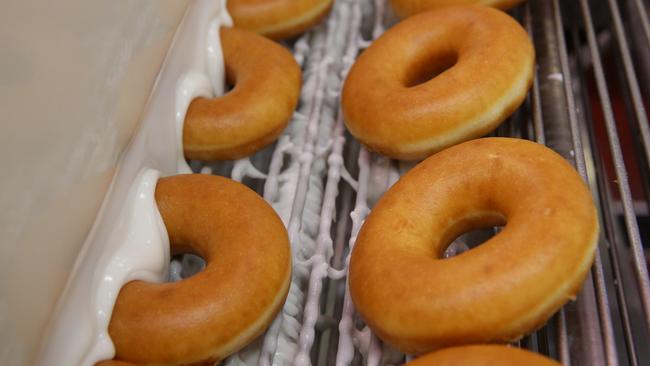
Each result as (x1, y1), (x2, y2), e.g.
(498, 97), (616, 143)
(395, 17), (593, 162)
(177, 0), (650, 364)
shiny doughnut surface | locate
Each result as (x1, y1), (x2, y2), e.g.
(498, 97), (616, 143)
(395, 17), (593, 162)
(107, 174), (291, 365)
(349, 138), (598, 354)
(406, 345), (561, 366)
(390, 0), (524, 19)
(228, 0), (333, 40)
(342, 6), (534, 160)
(183, 27), (301, 161)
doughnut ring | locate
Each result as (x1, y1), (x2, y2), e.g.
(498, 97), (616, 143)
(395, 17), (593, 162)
(406, 345), (560, 366)
(390, 0), (525, 19)
(107, 174), (291, 364)
(183, 27), (301, 161)
(228, 0), (334, 40)
(349, 138), (598, 354)
(342, 6), (534, 160)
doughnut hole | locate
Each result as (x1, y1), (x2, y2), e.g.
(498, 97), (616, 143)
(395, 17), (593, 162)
(224, 81), (235, 94)
(403, 50), (458, 88)
(440, 212), (507, 259)
(169, 253), (206, 281)
(443, 227), (505, 258)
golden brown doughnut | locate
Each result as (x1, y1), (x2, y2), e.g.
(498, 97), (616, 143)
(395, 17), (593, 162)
(406, 345), (561, 366)
(390, 0), (524, 19)
(108, 174), (291, 365)
(349, 138), (598, 354)
(183, 27), (301, 161)
(342, 6), (534, 160)
(228, 0), (334, 40)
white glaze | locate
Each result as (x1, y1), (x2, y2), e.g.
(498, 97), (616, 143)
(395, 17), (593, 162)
(232, 158), (267, 182)
(293, 2), (363, 365)
(36, 1), (232, 365)
(336, 1), (390, 364)
(336, 148), (371, 366)
(174, 1), (232, 172)
(35, 169), (170, 366)
(259, 12), (339, 366)
(83, 169), (170, 365)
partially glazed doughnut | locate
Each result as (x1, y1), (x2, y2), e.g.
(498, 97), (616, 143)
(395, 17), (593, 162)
(349, 138), (598, 354)
(228, 0), (334, 40)
(107, 174), (291, 365)
(342, 6), (534, 160)
(390, 0), (524, 19)
(183, 27), (301, 161)
(406, 345), (561, 366)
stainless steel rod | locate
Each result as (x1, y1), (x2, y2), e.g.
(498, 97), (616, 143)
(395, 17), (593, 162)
(606, 0), (650, 175)
(579, 0), (650, 336)
(557, 309), (571, 365)
(551, 0), (619, 364)
(568, 9), (642, 364)
(632, 0), (650, 58)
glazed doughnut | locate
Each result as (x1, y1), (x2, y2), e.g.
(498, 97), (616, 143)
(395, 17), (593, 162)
(341, 6), (534, 160)
(228, 0), (334, 40)
(107, 174), (291, 365)
(406, 345), (561, 366)
(183, 27), (301, 161)
(390, 0), (524, 19)
(349, 138), (598, 354)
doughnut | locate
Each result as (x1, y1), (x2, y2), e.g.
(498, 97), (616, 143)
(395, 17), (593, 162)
(341, 6), (534, 160)
(390, 0), (524, 19)
(107, 174), (291, 365)
(183, 27), (301, 161)
(349, 138), (598, 354)
(406, 345), (560, 366)
(228, 0), (334, 40)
